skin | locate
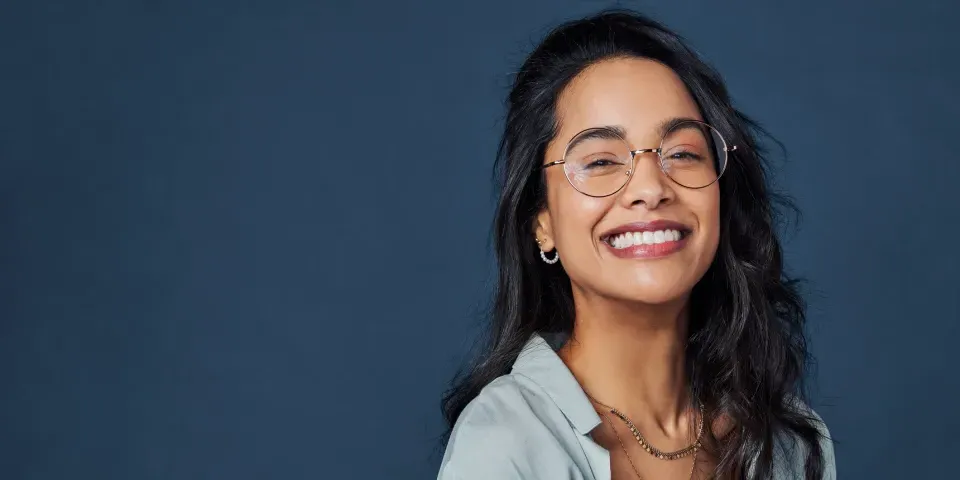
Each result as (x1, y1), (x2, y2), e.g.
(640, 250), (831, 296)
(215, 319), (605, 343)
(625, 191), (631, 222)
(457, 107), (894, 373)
(535, 57), (722, 479)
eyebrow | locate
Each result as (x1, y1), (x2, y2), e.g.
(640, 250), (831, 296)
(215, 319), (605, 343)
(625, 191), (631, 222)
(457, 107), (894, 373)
(564, 125), (628, 153)
(654, 116), (698, 138)
(564, 116), (700, 151)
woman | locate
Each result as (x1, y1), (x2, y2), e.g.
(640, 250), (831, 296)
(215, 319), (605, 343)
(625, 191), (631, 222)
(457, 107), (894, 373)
(438, 9), (835, 480)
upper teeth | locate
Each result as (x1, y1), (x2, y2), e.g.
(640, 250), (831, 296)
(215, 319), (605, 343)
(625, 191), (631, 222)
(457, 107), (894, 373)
(609, 229), (682, 249)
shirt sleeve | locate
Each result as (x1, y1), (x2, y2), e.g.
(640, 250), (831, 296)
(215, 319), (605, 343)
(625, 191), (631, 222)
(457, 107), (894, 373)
(773, 403), (837, 479)
(816, 409), (837, 480)
(436, 421), (529, 480)
(436, 379), (585, 480)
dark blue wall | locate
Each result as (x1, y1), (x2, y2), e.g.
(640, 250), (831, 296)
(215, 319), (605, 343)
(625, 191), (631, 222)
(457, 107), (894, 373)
(2, 1), (957, 478)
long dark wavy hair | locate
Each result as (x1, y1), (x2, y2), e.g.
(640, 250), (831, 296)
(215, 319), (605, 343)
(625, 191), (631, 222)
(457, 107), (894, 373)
(441, 9), (825, 479)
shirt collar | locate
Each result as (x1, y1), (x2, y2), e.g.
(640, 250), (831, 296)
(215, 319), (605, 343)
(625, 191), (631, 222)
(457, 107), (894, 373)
(510, 332), (602, 435)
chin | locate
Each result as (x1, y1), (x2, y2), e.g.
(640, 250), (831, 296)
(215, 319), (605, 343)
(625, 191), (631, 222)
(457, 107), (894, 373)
(619, 288), (690, 306)
(610, 274), (696, 306)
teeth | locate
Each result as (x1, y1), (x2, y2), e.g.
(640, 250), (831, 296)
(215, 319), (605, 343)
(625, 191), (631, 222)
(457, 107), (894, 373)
(607, 229), (683, 249)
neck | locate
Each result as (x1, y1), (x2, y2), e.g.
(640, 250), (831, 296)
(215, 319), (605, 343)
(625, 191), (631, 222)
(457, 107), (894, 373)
(558, 289), (692, 435)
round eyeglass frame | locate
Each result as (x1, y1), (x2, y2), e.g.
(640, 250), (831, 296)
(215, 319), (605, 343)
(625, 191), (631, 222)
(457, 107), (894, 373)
(541, 120), (738, 198)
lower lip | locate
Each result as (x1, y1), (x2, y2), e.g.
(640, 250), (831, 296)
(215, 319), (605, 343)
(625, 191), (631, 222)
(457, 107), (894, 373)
(603, 235), (689, 259)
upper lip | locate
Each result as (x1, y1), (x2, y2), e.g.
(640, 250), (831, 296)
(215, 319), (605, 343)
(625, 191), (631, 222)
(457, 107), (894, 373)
(600, 220), (692, 240)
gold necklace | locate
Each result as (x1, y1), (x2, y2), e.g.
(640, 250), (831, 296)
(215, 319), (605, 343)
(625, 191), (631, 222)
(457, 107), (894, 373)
(599, 409), (699, 480)
(587, 393), (705, 461)
(610, 405), (704, 460)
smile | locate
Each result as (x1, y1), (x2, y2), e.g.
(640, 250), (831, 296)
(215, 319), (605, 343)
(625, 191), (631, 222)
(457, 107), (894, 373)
(606, 229), (683, 249)
(599, 221), (692, 259)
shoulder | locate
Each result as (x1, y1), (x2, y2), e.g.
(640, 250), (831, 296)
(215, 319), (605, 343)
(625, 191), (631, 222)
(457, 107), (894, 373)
(437, 374), (583, 480)
(806, 405), (837, 479)
(774, 399), (837, 479)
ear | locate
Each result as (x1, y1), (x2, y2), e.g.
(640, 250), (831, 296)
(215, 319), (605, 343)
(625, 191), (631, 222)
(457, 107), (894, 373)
(534, 208), (555, 251)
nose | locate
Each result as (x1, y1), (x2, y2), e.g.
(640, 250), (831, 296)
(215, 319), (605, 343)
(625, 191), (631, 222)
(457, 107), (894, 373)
(618, 150), (674, 209)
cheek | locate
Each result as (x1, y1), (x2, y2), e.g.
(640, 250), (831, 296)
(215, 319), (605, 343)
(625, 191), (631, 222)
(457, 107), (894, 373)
(550, 183), (609, 249)
(693, 188), (722, 248)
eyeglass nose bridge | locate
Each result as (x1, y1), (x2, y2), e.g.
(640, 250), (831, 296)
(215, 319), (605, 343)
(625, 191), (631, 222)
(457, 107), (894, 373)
(623, 148), (663, 175)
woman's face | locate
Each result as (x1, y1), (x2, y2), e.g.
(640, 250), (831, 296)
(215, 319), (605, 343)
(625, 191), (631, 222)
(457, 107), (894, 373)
(537, 57), (721, 306)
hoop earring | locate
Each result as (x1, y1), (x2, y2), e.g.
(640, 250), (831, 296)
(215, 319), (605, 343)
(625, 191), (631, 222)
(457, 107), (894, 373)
(540, 248), (559, 265)
(535, 237), (559, 265)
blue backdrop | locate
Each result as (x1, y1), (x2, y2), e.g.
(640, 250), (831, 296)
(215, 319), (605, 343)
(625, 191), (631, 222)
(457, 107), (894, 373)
(2, 1), (957, 478)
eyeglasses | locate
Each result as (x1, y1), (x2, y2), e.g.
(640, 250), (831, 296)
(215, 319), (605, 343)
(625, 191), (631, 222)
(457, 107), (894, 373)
(541, 120), (737, 197)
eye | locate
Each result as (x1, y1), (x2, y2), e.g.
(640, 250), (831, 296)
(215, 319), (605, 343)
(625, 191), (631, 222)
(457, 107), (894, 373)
(665, 150), (704, 162)
(585, 158), (620, 168)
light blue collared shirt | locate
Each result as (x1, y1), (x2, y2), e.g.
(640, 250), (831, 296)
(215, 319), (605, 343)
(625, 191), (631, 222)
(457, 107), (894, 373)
(438, 333), (836, 479)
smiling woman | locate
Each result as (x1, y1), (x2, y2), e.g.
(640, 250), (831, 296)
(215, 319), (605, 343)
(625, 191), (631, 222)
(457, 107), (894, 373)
(438, 8), (835, 480)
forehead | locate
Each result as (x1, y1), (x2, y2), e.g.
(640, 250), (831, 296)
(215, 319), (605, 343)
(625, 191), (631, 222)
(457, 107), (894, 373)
(553, 57), (703, 146)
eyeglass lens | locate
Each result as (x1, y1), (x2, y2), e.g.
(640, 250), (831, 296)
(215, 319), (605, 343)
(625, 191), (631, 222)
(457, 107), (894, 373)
(561, 120), (728, 196)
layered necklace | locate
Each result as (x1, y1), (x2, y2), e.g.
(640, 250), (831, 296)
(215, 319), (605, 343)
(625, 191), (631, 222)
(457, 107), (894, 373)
(587, 394), (704, 480)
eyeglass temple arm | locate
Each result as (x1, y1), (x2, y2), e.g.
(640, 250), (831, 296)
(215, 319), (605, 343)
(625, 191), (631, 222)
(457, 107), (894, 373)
(542, 160), (565, 169)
